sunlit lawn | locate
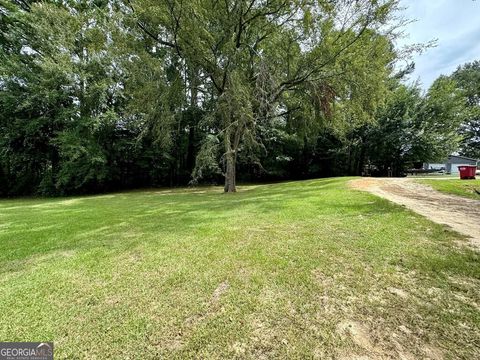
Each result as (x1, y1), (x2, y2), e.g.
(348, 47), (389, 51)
(418, 178), (480, 199)
(0, 178), (478, 358)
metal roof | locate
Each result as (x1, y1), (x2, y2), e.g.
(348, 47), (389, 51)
(447, 154), (479, 162)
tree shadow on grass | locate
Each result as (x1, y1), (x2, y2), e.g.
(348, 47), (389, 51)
(1, 177), (476, 280)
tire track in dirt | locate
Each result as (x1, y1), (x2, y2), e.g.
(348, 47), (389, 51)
(350, 178), (480, 249)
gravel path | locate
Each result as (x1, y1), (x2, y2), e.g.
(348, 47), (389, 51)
(350, 177), (480, 249)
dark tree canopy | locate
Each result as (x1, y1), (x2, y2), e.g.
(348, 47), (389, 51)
(450, 61), (480, 159)
(0, 0), (472, 196)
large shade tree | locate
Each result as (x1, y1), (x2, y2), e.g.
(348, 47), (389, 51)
(124, 0), (403, 192)
(1, 0), (425, 196)
(451, 61), (480, 159)
(0, 0), (162, 194)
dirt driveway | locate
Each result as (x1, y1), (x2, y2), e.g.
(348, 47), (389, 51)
(350, 178), (480, 249)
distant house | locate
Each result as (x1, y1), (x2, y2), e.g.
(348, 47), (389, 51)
(424, 155), (479, 174)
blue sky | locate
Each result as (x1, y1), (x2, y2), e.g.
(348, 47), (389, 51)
(399, 0), (480, 89)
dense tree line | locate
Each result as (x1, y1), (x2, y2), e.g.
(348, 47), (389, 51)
(452, 61), (480, 159)
(0, 0), (476, 196)
(360, 61), (480, 176)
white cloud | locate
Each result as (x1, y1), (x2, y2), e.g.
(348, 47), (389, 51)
(398, 0), (480, 89)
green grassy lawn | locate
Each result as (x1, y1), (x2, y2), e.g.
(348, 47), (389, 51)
(418, 178), (480, 199)
(0, 178), (479, 359)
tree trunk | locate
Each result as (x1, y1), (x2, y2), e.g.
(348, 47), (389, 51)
(186, 124), (195, 172)
(224, 130), (237, 192)
(224, 150), (236, 192)
(187, 66), (198, 174)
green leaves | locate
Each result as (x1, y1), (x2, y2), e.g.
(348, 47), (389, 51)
(0, 0), (411, 194)
(451, 61), (480, 158)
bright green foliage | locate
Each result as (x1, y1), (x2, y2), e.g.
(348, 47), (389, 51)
(1, 0), (120, 194)
(362, 83), (423, 175)
(0, 0), (175, 195)
(418, 76), (465, 160)
(451, 61), (480, 158)
(1, 0), (465, 195)
(341, 77), (465, 176)
(124, 0), (402, 191)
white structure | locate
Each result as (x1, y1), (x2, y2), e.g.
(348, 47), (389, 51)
(424, 155), (478, 174)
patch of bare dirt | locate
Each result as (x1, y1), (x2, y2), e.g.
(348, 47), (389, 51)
(388, 287), (409, 299)
(423, 345), (444, 360)
(183, 280), (230, 327)
(350, 178), (480, 249)
(336, 319), (444, 360)
(211, 280), (230, 303)
(337, 321), (375, 352)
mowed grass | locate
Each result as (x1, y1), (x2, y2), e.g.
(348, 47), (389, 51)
(418, 178), (480, 199)
(0, 178), (479, 359)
